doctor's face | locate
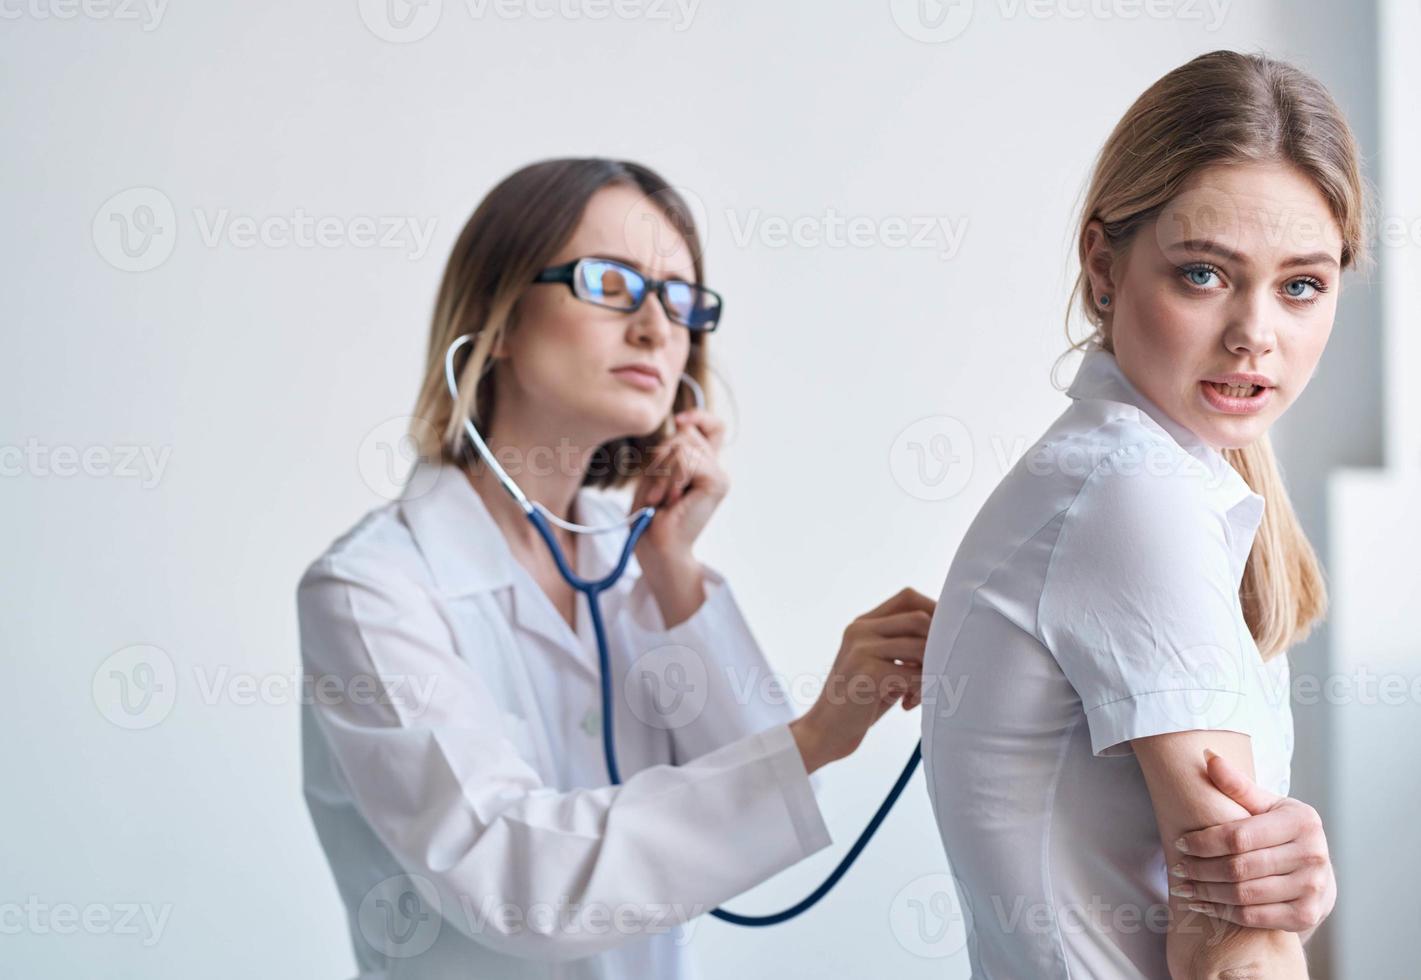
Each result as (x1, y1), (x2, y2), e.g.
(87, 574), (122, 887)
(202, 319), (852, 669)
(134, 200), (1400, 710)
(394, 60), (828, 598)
(1086, 161), (1344, 450)
(498, 183), (696, 447)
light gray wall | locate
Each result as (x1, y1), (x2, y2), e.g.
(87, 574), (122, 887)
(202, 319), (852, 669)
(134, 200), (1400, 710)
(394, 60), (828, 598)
(1326, 1), (1421, 976)
(5, 2), (1395, 977)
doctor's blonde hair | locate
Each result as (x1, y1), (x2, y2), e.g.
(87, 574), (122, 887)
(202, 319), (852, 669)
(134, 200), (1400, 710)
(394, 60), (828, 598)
(1064, 50), (1372, 661)
(410, 158), (712, 490)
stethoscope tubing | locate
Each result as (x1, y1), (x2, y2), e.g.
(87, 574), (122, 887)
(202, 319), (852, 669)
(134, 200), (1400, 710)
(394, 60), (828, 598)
(443, 332), (921, 926)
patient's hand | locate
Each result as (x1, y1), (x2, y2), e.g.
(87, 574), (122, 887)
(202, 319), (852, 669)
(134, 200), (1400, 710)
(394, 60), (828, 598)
(1170, 750), (1335, 939)
(1132, 732), (1309, 979)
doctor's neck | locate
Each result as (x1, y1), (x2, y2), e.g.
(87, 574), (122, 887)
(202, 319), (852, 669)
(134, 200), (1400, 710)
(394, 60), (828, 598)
(462, 410), (613, 549)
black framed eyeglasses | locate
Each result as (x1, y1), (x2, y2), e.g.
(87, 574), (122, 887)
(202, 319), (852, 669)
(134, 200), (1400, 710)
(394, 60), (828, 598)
(532, 256), (723, 333)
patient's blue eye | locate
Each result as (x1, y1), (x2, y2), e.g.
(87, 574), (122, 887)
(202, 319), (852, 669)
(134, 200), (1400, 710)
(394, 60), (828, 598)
(1181, 264), (1221, 288)
(1283, 278), (1323, 302)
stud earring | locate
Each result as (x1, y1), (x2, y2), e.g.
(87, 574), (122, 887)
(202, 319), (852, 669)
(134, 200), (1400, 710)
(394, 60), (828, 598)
(1098, 295), (1111, 308)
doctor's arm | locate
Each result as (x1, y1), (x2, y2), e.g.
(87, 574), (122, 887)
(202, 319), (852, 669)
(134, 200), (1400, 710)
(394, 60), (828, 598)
(624, 564), (932, 782)
(624, 407), (932, 774)
(1132, 730), (1310, 979)
(297, 557), (832, 963)
(623, 563), (798, 767)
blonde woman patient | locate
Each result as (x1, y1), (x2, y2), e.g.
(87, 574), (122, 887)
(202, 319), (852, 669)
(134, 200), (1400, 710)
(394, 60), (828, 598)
(922, 51), (1360, 978)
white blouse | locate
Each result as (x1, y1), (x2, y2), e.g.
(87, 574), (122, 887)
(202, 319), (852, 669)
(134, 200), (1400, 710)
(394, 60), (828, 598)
(921, 346), (1294, 979)
(297, 459), (830, 979)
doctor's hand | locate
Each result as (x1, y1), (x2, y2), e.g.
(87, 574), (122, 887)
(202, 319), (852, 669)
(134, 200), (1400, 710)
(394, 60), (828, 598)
(631, 408), (729, 629)
(631, 407), (728, 564)
(789, 587), (935, 775)
(1170, 749), (1336, 937)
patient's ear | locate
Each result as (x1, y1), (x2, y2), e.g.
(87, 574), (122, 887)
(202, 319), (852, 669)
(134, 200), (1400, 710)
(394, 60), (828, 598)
(1081, 219), (1119, 301)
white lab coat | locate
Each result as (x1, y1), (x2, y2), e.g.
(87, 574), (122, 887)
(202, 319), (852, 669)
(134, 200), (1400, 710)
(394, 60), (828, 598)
(297, 458), (830, 978)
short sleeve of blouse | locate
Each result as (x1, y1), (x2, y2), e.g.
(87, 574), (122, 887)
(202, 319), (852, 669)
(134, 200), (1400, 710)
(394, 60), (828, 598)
(1038, 442), (1262, 757)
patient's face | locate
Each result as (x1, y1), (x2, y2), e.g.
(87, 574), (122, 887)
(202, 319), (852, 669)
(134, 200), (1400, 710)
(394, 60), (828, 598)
(1102, 161), (1343, 451)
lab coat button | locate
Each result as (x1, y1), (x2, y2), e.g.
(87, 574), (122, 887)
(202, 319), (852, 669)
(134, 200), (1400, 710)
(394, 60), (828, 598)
(580, 708), (600, 737)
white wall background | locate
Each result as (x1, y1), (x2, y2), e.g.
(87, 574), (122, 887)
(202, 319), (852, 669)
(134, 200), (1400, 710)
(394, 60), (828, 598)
(3, 1), (1403, 976)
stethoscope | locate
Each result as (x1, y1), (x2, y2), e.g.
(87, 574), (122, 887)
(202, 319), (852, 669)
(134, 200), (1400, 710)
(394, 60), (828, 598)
(445, 333), (922, 926)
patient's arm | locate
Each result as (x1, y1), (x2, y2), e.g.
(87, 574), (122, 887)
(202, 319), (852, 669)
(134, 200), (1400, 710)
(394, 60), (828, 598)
(1132, 730), (1309, 979)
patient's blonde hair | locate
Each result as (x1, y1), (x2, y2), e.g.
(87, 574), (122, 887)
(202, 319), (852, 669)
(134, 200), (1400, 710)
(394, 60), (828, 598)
(1064, 50), (1372, 660)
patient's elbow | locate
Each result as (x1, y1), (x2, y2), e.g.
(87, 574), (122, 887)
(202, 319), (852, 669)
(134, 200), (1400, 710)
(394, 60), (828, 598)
(1170, 921), (1306, 980)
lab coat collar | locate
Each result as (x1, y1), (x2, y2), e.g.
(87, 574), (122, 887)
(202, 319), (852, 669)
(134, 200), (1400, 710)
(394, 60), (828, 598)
(399, 459), (515, 595)
(399, 459), (635, 679)
(398, 458), (633, 597)
(1065, 345), (1266, 575)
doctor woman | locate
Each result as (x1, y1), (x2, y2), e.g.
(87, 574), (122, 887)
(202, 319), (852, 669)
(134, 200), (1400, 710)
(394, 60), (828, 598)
(297, 157), (933, 979)
(922, 51), (1354, 978)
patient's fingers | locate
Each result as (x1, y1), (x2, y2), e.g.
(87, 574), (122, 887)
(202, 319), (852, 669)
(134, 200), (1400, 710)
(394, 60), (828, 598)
(1176, 871), (1303, 907)
(1184, 890), (1328, 933)
(1182, 900), (1302, 931)
(1176, 807), (1301, 859)
(1203, 748), (1282, 816)
(1172, 841), (1308, 883)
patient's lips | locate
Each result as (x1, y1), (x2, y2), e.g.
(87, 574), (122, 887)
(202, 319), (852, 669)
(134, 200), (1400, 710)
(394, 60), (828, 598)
(1199, 372), (1274, 415)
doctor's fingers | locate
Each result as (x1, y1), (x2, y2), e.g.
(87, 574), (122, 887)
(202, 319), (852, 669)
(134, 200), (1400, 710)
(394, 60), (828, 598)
(863, 587), (936, 619)
(849, 636), (927, 668)
(655, 425), (721, 481)
(818, 660), (915, 709)
(663, 427), (724, 500)
(901, 678), (925, 711)
(673, 408), (726, 451)
(873, 662), (920, 707)
(852, 608), (934, 639)
(875, 650), (924, 707)
(642, 430), (723, 505)
(864, 653), (924, 698)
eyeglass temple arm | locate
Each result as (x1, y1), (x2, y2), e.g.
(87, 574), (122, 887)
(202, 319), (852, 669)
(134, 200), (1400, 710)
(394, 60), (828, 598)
(531, 261), (578, 285)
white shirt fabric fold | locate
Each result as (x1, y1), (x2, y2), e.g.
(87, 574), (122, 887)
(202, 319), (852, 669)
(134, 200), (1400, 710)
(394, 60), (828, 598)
(921, 346), (1294, 979)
